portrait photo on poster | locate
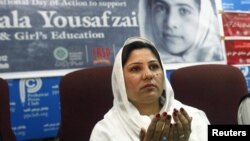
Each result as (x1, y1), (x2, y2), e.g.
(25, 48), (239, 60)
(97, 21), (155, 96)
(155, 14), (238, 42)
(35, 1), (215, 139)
(138, 0), (226, 67)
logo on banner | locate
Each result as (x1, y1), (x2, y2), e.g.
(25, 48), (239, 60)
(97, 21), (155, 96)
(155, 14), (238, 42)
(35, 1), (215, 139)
(53, 47), (68, 61)
(92, 47), (111, 64)
(19, 78), (42, 106)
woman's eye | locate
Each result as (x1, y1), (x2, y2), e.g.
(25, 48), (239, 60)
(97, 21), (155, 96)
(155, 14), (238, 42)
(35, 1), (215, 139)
(179, 7), (191, 16)
(153, 2), (167, 13)
(149, 64), (160, 70)
(130, 67), (140, 72)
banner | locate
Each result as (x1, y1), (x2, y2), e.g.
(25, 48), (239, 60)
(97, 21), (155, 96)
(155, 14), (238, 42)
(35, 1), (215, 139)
(225, 40), (250, 65)
(8, 77), (61, 140)
(222, 12), (250, 37)
(219, 2), (250, 65)
(0, 0), (227, 79)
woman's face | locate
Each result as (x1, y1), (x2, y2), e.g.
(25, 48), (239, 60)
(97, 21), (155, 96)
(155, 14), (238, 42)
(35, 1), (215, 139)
(151, 0), (200, 55)
(123, 48), (164, 107)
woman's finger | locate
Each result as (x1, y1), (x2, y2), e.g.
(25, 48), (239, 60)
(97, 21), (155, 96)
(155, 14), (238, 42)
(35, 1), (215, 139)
(172, 109), (185, 140)
(153, 112), (166, 140)
(161, 113), (171, 139)
(145, 113), (160, 140)
(140, 128), (146, 141)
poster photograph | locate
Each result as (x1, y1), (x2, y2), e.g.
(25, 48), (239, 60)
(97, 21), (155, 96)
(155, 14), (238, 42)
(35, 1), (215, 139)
(138, 0), (226, 69)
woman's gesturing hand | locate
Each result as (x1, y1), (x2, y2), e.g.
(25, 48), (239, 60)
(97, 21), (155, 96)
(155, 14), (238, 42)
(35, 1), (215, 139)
(169, 108), (192, 141)
(140, 112), (171, 141)
(140, 108), (192, 141)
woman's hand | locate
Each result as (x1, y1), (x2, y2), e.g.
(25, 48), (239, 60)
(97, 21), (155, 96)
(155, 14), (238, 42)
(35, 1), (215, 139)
(169, 108), (192, 141)
(140, 112), (171, 141)
(140, 107), (192, 141)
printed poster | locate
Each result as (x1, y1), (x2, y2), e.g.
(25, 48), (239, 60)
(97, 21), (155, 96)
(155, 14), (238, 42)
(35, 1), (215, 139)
(222, 12), (250, 37)
(225, 40), (250, 65)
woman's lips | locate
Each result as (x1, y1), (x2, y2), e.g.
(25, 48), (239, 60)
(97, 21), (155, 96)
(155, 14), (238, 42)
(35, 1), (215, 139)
(142, 83), (156, 89)
(163, 33), (181, 39)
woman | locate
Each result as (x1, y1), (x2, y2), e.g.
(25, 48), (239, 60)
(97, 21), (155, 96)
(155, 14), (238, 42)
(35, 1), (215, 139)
(138, 0), (224, 63)
(90, 37), (209, 141)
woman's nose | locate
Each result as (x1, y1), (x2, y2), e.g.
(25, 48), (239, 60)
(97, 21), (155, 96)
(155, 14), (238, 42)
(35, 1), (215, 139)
(143, 70), (154, 80)
(164, 9), (179, 29)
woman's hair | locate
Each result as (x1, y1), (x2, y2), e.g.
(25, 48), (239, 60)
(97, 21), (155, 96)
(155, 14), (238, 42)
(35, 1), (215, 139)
(122, 41), (163, 69)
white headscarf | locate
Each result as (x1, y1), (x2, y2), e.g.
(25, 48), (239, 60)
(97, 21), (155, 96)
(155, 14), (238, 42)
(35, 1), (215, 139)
(238, 95), (250, 124)
(90, 37), (210, 141)
(138, 0), (224, 63)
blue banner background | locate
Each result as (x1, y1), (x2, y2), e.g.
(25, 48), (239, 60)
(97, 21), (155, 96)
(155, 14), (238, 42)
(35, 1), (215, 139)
(8, 77), (61, 140)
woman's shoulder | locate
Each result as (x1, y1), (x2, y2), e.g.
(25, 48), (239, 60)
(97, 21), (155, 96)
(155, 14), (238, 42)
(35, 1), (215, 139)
(92, 107), (120, 129)
(90, 108), (124, 140)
